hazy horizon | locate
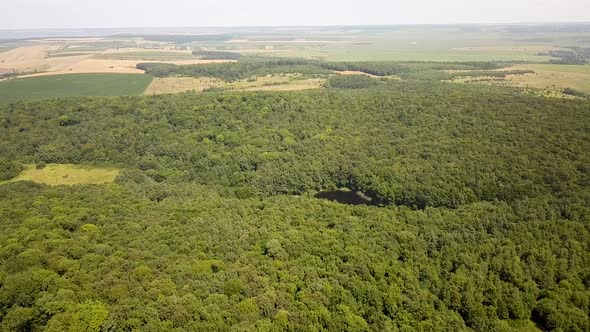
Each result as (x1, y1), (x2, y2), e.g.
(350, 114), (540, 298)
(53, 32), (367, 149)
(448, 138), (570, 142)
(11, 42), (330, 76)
(2, 0), (589, 30)
(2, 21), (590, 31)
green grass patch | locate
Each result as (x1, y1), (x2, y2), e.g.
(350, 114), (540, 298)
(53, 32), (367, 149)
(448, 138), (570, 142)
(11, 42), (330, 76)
(1, 164), (120, 186)
(0, 73), (153, 102)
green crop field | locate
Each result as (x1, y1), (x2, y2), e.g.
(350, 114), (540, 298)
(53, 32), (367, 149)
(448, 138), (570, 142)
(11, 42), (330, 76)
(272, 33), (556, 61)
(202, 28), (561, 62)
(280, 44), (554, 61)
(0, 73), (152, 102)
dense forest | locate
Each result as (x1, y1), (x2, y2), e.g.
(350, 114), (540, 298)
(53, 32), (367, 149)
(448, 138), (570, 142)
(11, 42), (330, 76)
(0, 78), (589, 331)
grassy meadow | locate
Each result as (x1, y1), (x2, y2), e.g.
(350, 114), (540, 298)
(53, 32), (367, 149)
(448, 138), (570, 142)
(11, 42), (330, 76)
(144, 74), (325, 95)
(510, 64), (590, 93)
(450, 64), (590, 95)
(1, 164), (120, 186)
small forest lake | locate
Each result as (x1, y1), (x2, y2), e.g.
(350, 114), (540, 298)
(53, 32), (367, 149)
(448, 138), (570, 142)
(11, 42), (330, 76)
(314, 188), (376, 206)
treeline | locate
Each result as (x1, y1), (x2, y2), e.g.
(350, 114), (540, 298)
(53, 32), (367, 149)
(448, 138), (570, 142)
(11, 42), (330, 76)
(449, 69), (535, 80)
(539, 47), (590, 64)
(137, 59), (332, 82)
(192, 49), (241, 60)
(322, 61), (503, 77)
(0, 72), (17, 79)
(322, 62), (530, 81)
(0, 157), (22, 180)
(563, 87), (590, 98)
(322, 61), (416, 76)
(137, 59), (514, 82)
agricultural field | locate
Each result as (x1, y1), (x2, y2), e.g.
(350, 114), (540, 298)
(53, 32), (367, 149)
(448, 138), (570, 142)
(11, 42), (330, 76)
(0, 42), (233, 77)
(197, 27), (568, 62)
(223, 74), (325, 91)
(144, 77), (225, 94)
(0, 73), (152, 102)
(1, 164), (120, 186)
(236, 77), (324, 91)
(145, 74), (324, 95)
(450, 64), (590, 97)
(1, 24), (588, 79)
(255, 40), (556, 62)
(94, 50), (200, 61)
(0, 45), (63, 72)
(508, 64), (590, 93)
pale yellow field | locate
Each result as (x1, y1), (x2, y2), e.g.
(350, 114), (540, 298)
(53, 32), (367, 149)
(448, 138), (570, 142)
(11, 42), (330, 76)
(335, 70), (379, 77)
(507, 64), (590, 93)
(3, 164), (120, 186)
(0, 45), (76, 72)
(237, 78), (325, 91)
(144, 74), (325, 95)
(1, 44), (235, 78)
(34, 37), (105, 42)
(144, 77), (225, 95)
(17, 58), (234, 78)
(49, 50), (103, 56)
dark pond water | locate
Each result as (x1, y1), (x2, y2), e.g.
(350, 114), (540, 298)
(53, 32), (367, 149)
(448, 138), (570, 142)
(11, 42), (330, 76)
(314, 189), (375, 206)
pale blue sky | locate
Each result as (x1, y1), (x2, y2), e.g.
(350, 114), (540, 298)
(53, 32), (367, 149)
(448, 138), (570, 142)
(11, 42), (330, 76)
(2, 0), (589, 29)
